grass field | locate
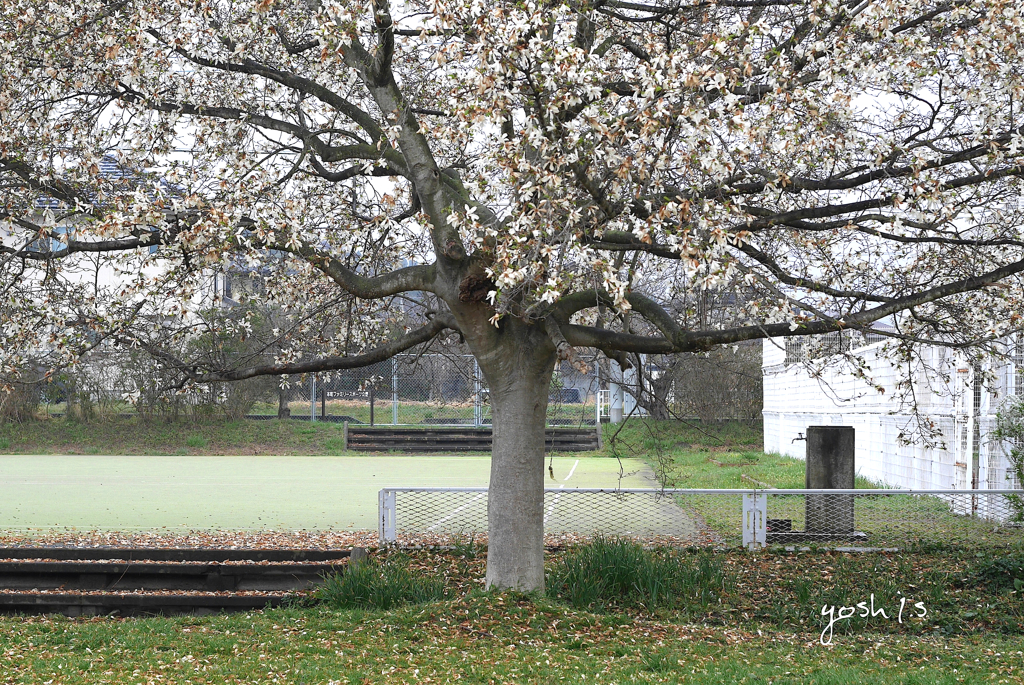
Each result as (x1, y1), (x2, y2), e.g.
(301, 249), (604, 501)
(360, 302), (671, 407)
(0, 547), (1022, 683)
(1, 418), (1022, 682)
(0, 415), (763, 457)
(3, 418), (1020, 550)
(0, 455), (655, 532)
(2, 603), (1021, 684)
(0, 417), (356, 456)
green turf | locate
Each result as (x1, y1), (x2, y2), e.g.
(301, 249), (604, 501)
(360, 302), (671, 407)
(0, 455), (655, 532)
(0, 417), (357, 456)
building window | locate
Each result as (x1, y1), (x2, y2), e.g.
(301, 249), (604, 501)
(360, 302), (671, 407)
(786, 330), (851, 364)
(784, 337), (803, 365)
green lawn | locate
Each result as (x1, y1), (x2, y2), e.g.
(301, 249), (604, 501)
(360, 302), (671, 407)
(0, 455), (654, 532)
(1, 418), (1022, 682)
(0, 546), (1022, 684)
(3, 417), (1020, 551)
(0, 417), (356, 456)
(2, 603), (1020, 684)
(0, 415), (762, 458)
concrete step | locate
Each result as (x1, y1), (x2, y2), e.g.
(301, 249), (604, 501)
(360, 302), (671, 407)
(0, 560), (342, 592)
(0, 591), (288, 617)
(346, 427), (599, 452)
(0, 547), (360, 616)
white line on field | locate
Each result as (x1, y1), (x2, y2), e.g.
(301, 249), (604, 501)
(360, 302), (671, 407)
(563, 459), (579, 482)
(427, 492), (486, 531)
(544, 459), (580, 524)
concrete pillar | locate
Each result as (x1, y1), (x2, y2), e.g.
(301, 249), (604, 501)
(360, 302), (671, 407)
(622, 361), (639, 417)
(805, 425), (855, 533)
(609, 381), (624, 423)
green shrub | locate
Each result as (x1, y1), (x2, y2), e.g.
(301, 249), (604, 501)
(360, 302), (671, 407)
(185, 434), (208, 448)
(316, 554), (445, 610)
(451, 533), (484, 560)
(970, 553), (1024, 592)
(547, 537), (724, 610)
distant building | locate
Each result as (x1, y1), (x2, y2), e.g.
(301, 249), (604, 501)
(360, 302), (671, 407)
(763, 332), (1020, 492)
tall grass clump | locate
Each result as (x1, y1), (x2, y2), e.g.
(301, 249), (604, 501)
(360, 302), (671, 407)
(547, 537), (724, 610)
(185, 434), (208, 449)
(316, 554), (445, 611)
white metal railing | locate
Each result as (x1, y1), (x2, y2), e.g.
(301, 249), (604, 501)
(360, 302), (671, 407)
(379, 487), (1024, 550)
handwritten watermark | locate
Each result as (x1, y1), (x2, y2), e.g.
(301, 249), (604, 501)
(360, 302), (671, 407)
(820, 594), (927, 645)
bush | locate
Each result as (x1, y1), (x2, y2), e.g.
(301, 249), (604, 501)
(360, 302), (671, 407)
(0, 380), (40, 422)
(185, 434), (207, 449)
(0, 361), (47, 422)
(969, 552), (1024, 592)
(547, 537), (724, 610)
(315, 554), (445, 611)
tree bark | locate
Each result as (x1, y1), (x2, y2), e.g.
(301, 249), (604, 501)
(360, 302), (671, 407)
(474, 323), (557, 592)
(277, 382), (291, 419)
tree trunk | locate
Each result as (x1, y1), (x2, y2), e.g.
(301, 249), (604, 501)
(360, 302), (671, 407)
(643, 372), (674, 421)
(473, 326), (556, 592)
(277, 382), (290, 419)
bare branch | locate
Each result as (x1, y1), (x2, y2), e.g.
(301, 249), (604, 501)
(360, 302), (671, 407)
(134, 314), (458, 385)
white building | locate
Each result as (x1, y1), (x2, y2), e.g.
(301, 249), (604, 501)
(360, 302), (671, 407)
(763, 333), (1021, 491)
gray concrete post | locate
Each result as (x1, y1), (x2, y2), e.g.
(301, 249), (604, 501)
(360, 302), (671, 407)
(805, 426), (855, 533)
(609, 382), (624, 423)
(349, 547), (368, 570)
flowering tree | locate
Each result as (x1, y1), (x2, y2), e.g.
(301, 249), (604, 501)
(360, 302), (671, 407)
(2, 0), (1024, 589)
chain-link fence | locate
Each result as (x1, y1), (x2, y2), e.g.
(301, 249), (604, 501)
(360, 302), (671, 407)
(29, 349), (606, 426)
(379, 487), (1024, 550)
(253, 355), (602, 427)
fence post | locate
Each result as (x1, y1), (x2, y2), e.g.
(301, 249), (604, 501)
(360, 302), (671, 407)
(742, 491), (766, 550)
(378, 489), (397, 543)
(392, 357), (399, 425)
(310, 375), (316, 422)
(343, 421), (348, 451)
(474, 358), (482, 428)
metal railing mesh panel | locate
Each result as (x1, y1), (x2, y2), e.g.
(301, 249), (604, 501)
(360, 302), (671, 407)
(381, 488), (1024, 549)
(761, 491), (1024, 548)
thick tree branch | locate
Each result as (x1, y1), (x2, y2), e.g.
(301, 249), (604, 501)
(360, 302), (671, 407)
(544, 316), (578, 364)
(137, 314), (457, 385)
(0, 156), (96, 214)
(563, 256), (1024, 353)
(146, 29), (387, 143)
(1, 226), (169, 260)
(302, 253), (438, 299)
(338, 20), (466, 265)
(115, 88), (408, 176)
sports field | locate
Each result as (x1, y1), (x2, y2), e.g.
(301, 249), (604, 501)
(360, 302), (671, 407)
(0, 455), (658, 532)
